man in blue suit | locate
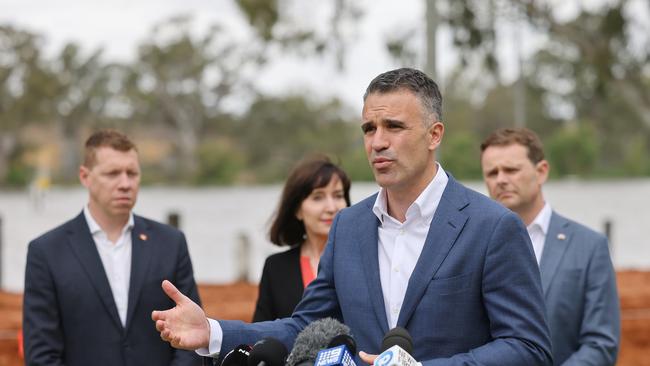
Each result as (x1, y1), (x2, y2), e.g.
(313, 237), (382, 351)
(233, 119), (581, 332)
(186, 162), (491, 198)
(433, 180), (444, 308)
(152, 68), (553, 365)
(480, 128), (620, 365)
(23, 130), (202, 366)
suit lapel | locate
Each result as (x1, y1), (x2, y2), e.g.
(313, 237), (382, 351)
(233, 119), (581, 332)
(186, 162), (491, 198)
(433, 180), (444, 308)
(539, 212), (571, 295)
(397, 176), (468, 328)
(359, 194), (390, 334)
(66, 212), (123, 331)
(125, 215), (153, 332)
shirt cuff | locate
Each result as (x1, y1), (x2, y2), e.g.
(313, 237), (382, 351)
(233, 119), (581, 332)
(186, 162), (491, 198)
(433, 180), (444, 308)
(195, 318), (223, 357)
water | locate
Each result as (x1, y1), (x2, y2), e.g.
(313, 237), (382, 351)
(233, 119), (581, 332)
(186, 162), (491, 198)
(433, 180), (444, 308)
(0, 179), (648, 292)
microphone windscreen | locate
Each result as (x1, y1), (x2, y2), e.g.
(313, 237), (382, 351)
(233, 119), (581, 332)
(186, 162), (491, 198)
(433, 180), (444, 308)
(247, 337), (288, 366)
(327, 334), (357, 355)
(380, 327), (413, 355)
(285, 318), (351, 366)
(221, 344), (252, 366)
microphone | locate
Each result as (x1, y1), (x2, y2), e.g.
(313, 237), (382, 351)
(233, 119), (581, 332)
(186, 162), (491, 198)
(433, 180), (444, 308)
(375, 328), (417, 366)
(327, 334), (357, 355)
(221, 344), (252, 366)
(314, 344), (356, 366)
(247, 337), (288, 366)
(374, 346), (417, 366)
(285, 318), (351, 366)
(380, 327), (413, 355)
(313, 333), (358, 366)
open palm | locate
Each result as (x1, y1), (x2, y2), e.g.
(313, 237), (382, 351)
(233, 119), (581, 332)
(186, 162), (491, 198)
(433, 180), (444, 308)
(152, 280), (210, 350)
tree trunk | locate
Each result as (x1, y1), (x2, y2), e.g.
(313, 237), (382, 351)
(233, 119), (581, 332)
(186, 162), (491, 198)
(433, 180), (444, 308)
(425, 0), (438, 80)
(0, 134), (17, 184)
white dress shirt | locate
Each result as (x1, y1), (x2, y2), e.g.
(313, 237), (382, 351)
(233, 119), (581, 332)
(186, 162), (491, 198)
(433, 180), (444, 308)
(84, 205), (134, 327)
(526, 202), (552, 265)
(372, 164), (448, 328)
(200, 165), (449, 356)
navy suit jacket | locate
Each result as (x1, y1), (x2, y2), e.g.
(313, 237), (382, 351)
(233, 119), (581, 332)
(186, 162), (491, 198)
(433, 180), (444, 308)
(539, 212), (620, 365)
(218, 176), (553, 366)
(23, 212), (202, 366)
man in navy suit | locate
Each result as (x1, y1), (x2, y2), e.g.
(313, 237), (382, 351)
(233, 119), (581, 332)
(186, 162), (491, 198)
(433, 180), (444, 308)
(480, 128), (620, 365)
(23, 130), (202, 366)
(152, 68), (553, 365)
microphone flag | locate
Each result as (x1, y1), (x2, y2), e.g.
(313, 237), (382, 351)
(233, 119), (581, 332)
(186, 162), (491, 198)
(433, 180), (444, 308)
(374, 345), (417, 366)
(314, 345), (356, 366)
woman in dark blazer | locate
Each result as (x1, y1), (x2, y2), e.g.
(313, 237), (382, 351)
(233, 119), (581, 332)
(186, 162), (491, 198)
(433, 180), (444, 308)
(253, 155), (351, 321)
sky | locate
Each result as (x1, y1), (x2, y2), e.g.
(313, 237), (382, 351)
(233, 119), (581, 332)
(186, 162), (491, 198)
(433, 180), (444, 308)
(1, 0), (438, 112)
(2, 0), (648, 113)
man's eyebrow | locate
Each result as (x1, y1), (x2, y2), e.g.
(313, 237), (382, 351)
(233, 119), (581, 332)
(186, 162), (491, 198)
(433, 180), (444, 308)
(383, 118), (406, 125)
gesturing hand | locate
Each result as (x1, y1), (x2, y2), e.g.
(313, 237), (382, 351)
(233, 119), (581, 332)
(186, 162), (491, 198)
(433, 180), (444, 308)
(152, 280), (211, 350)
(359, 351), (378, 366)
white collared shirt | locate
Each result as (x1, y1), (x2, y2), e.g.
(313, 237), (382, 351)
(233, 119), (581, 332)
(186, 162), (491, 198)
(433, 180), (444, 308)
(83, 205), (134, 326)
(526, 202), (552, 265)
(372, 164), (449, 328)
(200, 164), (449, 356)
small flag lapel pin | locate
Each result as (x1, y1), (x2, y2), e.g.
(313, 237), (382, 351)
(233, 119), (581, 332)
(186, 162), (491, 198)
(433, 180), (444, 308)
(557, 233), (566, 240)
(139, 233), (148, 241)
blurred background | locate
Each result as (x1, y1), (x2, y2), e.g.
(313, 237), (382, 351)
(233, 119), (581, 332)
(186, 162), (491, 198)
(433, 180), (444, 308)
(0, 0), (650, 284)
(0, 0), (650, 291)
(0, 0), (649, 363)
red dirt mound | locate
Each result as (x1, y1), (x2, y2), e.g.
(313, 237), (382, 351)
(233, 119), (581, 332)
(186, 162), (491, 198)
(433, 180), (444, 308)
(0, 271), (647, 366)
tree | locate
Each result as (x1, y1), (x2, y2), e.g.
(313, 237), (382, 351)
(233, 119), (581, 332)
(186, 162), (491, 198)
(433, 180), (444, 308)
(0, 26), (49, 185)
(125, 16), (265, 180)
(236, 94), (358, 182)
(47, 43), (110, 181)
(527, 1), (650, 173)
(235, 0), (364, 70)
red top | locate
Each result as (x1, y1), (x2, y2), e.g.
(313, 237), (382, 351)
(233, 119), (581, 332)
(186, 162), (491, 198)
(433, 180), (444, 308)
(299, 256), (316, 288)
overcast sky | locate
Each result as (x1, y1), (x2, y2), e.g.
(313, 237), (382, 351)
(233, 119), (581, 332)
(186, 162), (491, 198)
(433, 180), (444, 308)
(1, 0), (432, 112)
(2, 0), (647, 112)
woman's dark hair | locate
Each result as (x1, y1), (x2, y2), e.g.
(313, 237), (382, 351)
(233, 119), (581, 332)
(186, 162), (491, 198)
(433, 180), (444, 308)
(269, 155), (351, 246)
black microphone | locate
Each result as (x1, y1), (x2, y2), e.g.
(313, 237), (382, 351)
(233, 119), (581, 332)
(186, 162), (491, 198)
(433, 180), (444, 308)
(374, 327), (416, 366)
(221, 344), (253, 366)
(285, 318), (351, 366)
(247, 337), (288, 366)
(327, 334), (357, 355)
(380, 327), (413, 355)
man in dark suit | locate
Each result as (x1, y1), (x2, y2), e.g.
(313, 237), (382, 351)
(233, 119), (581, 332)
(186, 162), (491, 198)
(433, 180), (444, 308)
(23, 130), (202, 366)
(480, 128), (620, 365)
(152, 68), (553, 365)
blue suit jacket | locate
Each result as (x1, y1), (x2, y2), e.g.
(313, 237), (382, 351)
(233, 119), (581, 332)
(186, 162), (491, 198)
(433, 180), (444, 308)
(219, 176), (553, 365)
(23, 212), (202, 366)
(539, 212), (620, 365)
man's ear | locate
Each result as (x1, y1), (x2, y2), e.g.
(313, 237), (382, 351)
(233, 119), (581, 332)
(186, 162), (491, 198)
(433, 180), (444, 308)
(79, 165), (90, 188)
(536, 160), (550, 185)
(428, 121), (445, 152)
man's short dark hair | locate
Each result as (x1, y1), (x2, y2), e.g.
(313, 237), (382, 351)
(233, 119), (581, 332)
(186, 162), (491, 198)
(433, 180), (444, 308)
(363, 68), (443, 123)
(83, 129), (137, 168)
(480, 128), (545, 164)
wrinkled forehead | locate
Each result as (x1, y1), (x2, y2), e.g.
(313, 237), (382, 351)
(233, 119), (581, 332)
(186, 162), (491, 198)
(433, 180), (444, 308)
(362, 89), (424, 117)
(88, 146), (139, 168)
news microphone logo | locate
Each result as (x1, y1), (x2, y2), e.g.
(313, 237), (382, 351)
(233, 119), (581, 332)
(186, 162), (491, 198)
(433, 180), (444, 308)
(375, 349), (393, 366)
(314, 345), (355, 366)
(374, 345), (417, 366)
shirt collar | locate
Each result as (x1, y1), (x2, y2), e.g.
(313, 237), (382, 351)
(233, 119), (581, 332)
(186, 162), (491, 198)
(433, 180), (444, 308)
(83, 204), (134, 236)
(527, 201), (552, 235)
(372, 163), (449, 224)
